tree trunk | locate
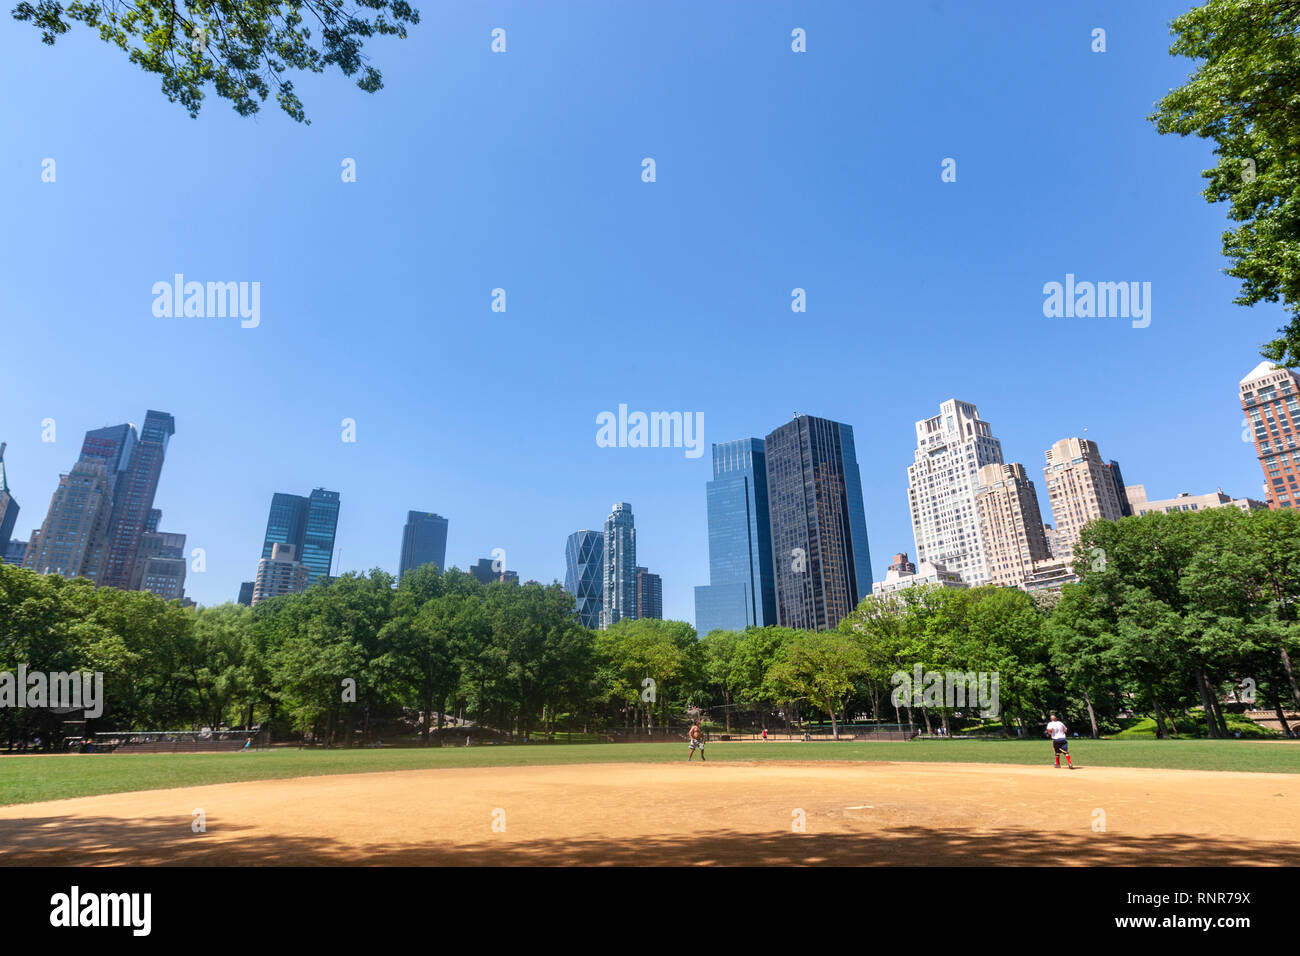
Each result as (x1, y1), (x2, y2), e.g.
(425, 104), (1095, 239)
(1151, 689), (1166, 739)
(1274, 700), (1292, 737)
(1083, 688), (1099, 738)
(1196, 669), (1220, 738)
(1280, 646), (1300, 709)
(1210, 693), (1230, 737)
(828, 702), (839, 740)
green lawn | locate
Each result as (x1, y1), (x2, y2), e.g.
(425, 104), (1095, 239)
(2, 738), (1298, 807)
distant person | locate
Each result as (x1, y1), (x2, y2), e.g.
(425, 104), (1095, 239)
(243, 737), (252, 751)
(761, 729), (768, 742)
(687, 721), (706, 761)
(1046, 714), (1074, 769)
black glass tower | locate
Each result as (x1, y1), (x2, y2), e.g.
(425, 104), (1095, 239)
(764, 415), (872, 631)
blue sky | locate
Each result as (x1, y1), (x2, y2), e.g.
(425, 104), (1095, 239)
(0, 1), (1282, 621)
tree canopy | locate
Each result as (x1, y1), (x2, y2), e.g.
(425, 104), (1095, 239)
(13, 0), (420, 122)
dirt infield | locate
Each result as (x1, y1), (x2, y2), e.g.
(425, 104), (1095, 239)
(2, 760), (1298, 866)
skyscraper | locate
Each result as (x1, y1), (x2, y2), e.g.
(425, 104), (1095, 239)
(258, 488), (339, 587)
(133, 530), (187, 601)
(564, 529), (604, 629)
(23, 458), (116, 579)
(635, 566), (663, 620)
(99, 411), (175, 590)
(693, 438), (777, 636)
(399, 511), (449, 577)
(601, 502), (637, 629)
(1043, 437), (1125, 560)
(974, 462), (1052, 589)
(237, 581), (254, 606)
(253, 542), (310, 604)
(1239, 361), (1300, 509)
(907, 400), (1004, 585)
(470, 557), (518, 584)
(0, 443), (18, 552)
(765, 415), (873, 631)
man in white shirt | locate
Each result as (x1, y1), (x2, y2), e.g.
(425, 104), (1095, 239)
(1046, 714), (1074, 769)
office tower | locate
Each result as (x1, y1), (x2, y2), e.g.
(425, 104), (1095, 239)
(144, 508), (161, 533)
(907, 400), (1004, 586)
(258, 488), (339, 587)
(765, 415), (873, 631)
(134, 530), (187, 601)
(635, 566), (663, 620)
(237, 581), (254, 606)
(100, 410), (175, 590)
(1108, 460), (1133, 517)
(564, 530), (604, 629)
(887, 552), (917, 575)
(399, 511), (449, 577)
(693, 438), (777, 636)
(261, 493), (308, 559)
(301, 489), (340, 585)
(22, 459), (116, 579)
(0, 443), (18, 550)
(974, 462), (1052, 589)
(1240, 361), (1300, 509)
(1125, 486), (1266, 516)
(1043, 437), (1125, 560)
(252, 542), (310, 604)
(469, 557), (518, 584)
(601, 502), (637, 629)
(3, 539), (27, 566)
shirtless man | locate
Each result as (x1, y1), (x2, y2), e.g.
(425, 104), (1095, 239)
(687, 721), (706, 761)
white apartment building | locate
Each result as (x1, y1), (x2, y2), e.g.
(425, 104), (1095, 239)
(1125, 485), (1266, 516)
(907, 400), (1005, 586)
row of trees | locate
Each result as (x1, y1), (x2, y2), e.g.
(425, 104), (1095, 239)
(3, 507), (1299, 748)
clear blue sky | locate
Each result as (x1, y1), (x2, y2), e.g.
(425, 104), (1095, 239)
(0, 1), (1282, 621)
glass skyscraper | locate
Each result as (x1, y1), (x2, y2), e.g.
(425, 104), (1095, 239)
(601, 502), (637, 629)
(258, 487), (339, 588)
(399, 511), (449, 577)
(693, 438), (776, 636)
(764, 415), (873, 631)
(564, 529), (604, 629)
(0, 443), (18, 552)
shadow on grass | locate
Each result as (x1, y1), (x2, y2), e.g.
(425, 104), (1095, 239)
(1, 816), (1296, 866)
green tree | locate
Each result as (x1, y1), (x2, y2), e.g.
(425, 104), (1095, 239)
(14, 0), (421, 123)
(1150, 0), (1300, 364)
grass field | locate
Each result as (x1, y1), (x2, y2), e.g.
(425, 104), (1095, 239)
(3, 738), (1299, 807)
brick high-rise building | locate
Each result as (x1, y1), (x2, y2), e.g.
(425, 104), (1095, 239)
(1240, 361), (1300, 509)
(975, 462), (1052, 589)
(1042, 437), (1124, 560)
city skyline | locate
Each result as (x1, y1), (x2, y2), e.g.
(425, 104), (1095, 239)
(0, 377), (1278, 620)
(0, 1), (1286, 621)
